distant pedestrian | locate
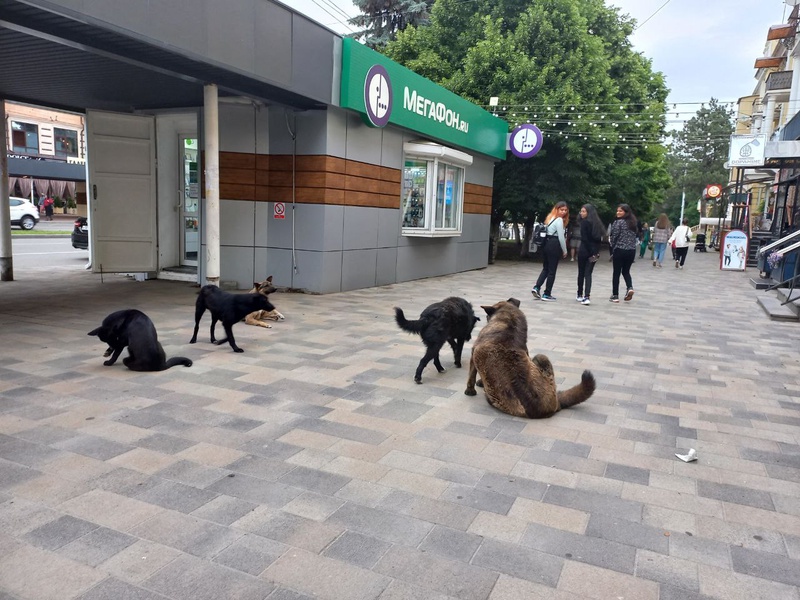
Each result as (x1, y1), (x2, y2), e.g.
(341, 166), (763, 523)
(568, 218), (581, 262)
(608, 203), (638, 303)
(44, 195), (55, 221)
(531, 201), (569, 302)
(575, 204), (604, 306)
(651, 213), (671, 268)
(668, 218), (692, 269)
(639, 222), (650, 259)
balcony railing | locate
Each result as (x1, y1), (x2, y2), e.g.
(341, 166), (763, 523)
(781, 109), (800, 141)
(766, 70), (793, 92)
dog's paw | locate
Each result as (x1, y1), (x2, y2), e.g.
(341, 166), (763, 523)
(414, 377), (422, 384)
(476, 379), (484, 388)
(103, 360), (115, 366)
(234, 348), (244, 353)
(103, 348), (113, 357)
(464, 388), (477, 396)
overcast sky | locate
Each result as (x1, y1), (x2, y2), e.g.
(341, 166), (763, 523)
(282, 0), (791, 123)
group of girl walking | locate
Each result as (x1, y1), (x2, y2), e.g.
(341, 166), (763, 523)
(531, 201), (657, 305)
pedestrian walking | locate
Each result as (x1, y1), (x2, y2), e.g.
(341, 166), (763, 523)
(651, 213), (671, 267)
(568, 218), (581, 262)
(608, 203), (638, 303)
(531, 201), (569, 302)
(44, 195), (54, 221)
(639, 222), (650, 259)
(575, 204), (604, 306)
(668, 218), (692, 269)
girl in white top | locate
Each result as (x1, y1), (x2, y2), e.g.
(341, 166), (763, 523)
(668, 218), (692, 269)
(531, 201), (569, 301)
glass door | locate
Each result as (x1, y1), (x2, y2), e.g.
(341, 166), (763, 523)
(180, 136), (199, 266)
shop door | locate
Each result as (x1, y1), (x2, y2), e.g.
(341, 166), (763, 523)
(180, 136), (199, 266)
(86, 110), (157, 273)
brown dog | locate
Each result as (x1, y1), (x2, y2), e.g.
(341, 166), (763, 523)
(244, 276), (284, 328)
(464, 298), (595, 418)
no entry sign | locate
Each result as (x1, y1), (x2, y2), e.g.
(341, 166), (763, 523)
(274, 202), (285, 219)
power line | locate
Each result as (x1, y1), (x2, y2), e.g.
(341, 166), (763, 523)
(633, 0), (673, 31)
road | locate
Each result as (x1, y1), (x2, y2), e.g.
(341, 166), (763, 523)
(10, 236), (89, 272)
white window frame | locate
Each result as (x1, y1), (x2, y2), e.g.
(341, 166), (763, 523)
(401, 141), (472, 238)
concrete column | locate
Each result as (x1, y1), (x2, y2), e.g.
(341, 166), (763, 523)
(203, 84), (220, 286)
(765, 95), (777, 137)
(791, 48), (800, 119)
(0, 100), (13, 281)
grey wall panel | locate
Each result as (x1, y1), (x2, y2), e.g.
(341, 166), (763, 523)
(380, 126), (405, 168)
(254, 2), (293, 85)
(325, 109), (348, 158)
(268, 108), (295, 155)
(207, 0), (256, 75)
(148, 0), (208, 58)
(341, 249), (378, 291)
(219, 103), (257, 153)
(290, 250), (341, 293)
(295, 110), (331, 155)
(396, 239), (460, 283)
(460, 213), (490, 243)
(344, 112), (385, 164)
(220, 244), (256, 290)
(291, 18), (335, 103)
(466, 156), (497, 187)
(266, 203), (343, 252)
(342, 207), (379, 250)
(220, 200), (256, 247)
(376, 247), (397, 286)
(82, 0), (149, 33)
(377, 208), (401, 248)
(456, 241), (489, 273)
(254, 202), (271, 247)
(261, 247), (295, 290)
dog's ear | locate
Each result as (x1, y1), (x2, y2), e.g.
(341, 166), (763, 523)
(266, 276), (273, 283)
(507, 298), (521, 308)
(253, 282), (260, 289)
(481, 305), (496, 318)
(88, 327), (101, 337)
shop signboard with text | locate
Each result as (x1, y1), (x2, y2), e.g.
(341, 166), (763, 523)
(340, 38), (507, 160)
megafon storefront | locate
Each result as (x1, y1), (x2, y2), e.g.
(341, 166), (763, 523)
(283, 39), (507, 293)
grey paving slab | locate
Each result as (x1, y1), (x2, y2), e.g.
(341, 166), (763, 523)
(3, 256), (800, 598)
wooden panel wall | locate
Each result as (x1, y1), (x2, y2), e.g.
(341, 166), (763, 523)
(216, 151), (492, 214)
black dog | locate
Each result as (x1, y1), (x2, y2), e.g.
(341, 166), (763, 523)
(189, 285), (276, 353)
(394, 296), (479, 384)
(88, 309), (192, 371)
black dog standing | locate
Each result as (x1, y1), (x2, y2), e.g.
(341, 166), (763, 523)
(394, 296), (479, 384)
(190, 285), (276, 352)
(88, 309), (192, 371)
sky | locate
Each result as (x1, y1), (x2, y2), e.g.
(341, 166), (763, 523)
(281, 0), (791, 125)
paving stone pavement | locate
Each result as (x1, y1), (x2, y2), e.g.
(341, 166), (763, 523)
(1, 248), (799, 600)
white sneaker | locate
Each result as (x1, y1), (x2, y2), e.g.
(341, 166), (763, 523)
(576, 295), (584, 302)
(581, 297), (591, 305)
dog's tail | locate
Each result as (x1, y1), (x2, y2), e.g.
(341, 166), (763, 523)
(557, 370), (596, 409)
(164, 357), (193, 369)
(394, 307), (427, 335)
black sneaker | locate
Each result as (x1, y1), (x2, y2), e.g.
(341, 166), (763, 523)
(541, 294), (557, 302)
(531, 287), (541, 300)
(609, 295), (620, 303)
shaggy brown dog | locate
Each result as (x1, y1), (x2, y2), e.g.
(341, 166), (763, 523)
(464, 298), (595, 418)
(244, 276), (285, 328)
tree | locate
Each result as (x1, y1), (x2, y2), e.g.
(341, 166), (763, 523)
(385, 0), (670, 253)
(666, 98), (734, 222)
(348, 0), (434, 49)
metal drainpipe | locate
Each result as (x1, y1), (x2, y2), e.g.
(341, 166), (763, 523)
(285, 110), (297, 287)
(204, 84), (220, 286)
(0, 101), (12, 281)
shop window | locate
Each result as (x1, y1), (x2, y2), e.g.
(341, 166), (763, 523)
(401, 141), (472, 237)
(54, 128), (79, 158)
(11, 121), (38, 155)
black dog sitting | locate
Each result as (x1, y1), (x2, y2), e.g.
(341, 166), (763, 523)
(394, 296), (479, 384)
(88, 309), (192, 371)
(189, 285), (276, 353)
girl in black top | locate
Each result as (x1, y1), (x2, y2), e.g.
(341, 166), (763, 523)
(608, 203), (638, 302)
(576, 204), (604, 306)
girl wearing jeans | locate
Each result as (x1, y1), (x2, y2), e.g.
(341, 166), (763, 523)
(575, 204), (604, 306)
(651, 213), (671, 267)
(608, 203), (638, 303)
(532, 201), (569, 302)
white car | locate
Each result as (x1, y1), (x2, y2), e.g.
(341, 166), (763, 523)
(9, 196), (40, 230)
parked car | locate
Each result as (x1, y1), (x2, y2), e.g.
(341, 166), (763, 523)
(9, 196), (39, 230)
(71, 216), (88, 249)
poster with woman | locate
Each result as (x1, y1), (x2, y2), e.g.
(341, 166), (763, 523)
(720, 230), (748, 271)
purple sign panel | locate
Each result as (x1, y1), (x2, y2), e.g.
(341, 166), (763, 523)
(364, 64), (393, 128)
(509, 124), (543, 159)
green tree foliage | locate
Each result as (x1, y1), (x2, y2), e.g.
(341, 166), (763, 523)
(383, 0), (670, 251)
(661, 99), (734, 226)
(348, 0), (434, 49)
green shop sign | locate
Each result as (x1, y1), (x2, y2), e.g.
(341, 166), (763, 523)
(340, 38), (508, 160)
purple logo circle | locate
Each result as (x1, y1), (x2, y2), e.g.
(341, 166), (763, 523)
(364, 65), (392, 127)
(509, 124), (543, 159)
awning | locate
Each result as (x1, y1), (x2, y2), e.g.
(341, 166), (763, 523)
(699, 217), (731, 226)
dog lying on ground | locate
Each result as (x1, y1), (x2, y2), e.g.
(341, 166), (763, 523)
(88, 309), (192, 371)
(189, 284), (276, 352)
(244, 276), (285, 328)
(394, 296), (480, 384)
(464, 298), (595, 418)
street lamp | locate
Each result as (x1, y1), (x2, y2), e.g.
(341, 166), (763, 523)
(489, 97), (499, 116)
